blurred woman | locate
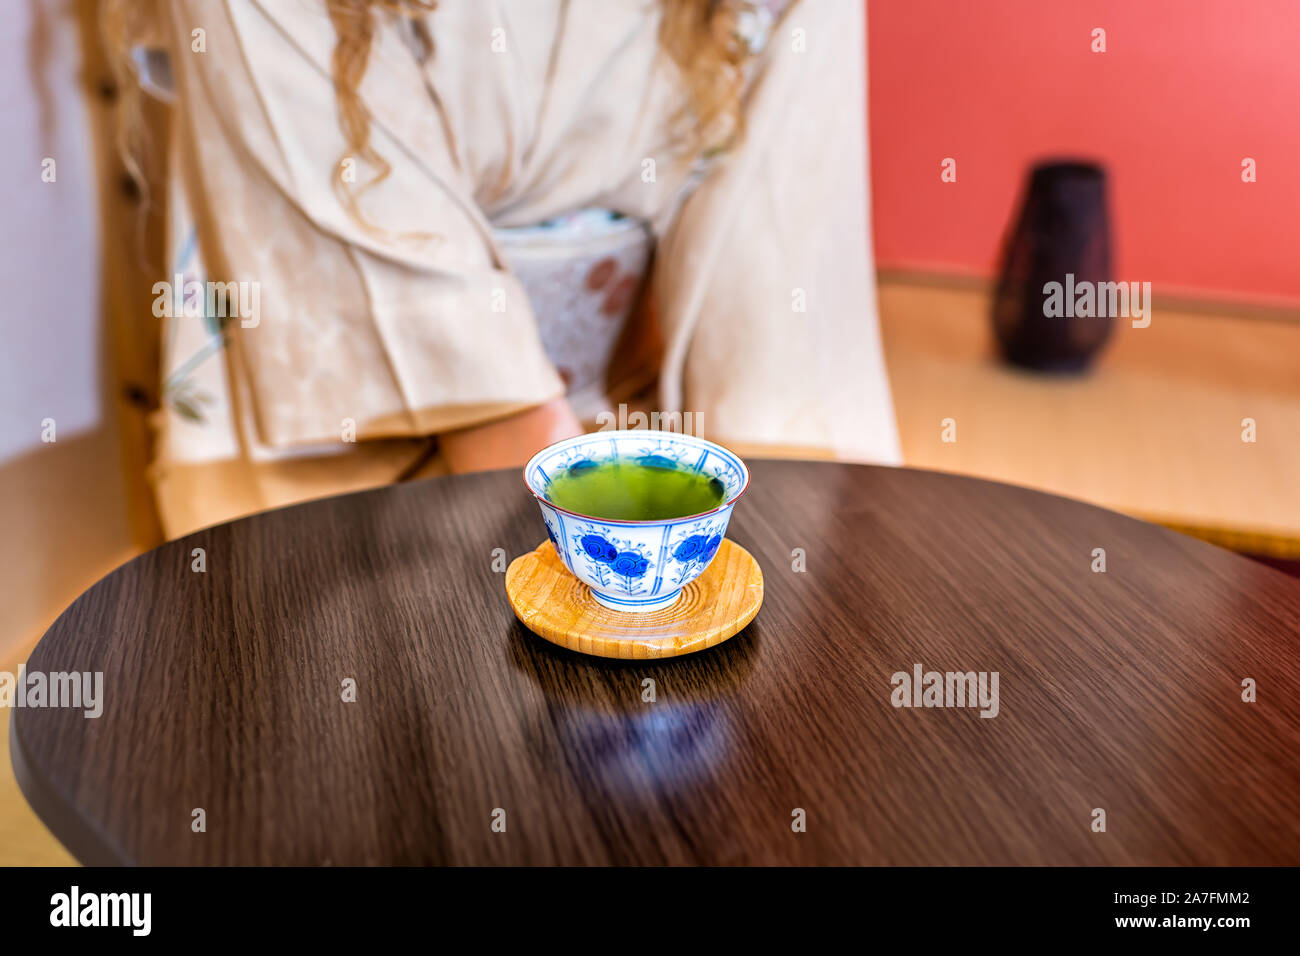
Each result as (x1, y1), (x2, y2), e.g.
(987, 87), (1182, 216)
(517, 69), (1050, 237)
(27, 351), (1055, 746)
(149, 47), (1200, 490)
(105, 0), (899, 536)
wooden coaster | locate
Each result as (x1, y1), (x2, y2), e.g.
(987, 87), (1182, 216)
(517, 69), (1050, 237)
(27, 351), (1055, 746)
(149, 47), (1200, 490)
(506, 538), (764, 659)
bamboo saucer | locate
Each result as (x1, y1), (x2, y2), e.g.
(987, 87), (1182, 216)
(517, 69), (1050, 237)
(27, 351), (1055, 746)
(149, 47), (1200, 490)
(505, 538), (763, 659)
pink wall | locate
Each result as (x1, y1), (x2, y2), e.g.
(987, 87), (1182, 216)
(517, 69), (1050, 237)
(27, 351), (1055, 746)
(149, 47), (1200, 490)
(867, 0), (1300, 306)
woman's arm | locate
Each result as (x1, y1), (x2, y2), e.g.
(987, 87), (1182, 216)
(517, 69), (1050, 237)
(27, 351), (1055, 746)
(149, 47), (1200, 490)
(165, 1), (566, 450)
(651, 0), (900, 464)
(439, 396), (584, 474)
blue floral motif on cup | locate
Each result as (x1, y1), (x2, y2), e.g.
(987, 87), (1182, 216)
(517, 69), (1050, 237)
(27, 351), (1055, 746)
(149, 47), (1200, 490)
(674, 535), (708, 561)
(636, 454), (678, 470)
(610, 552), (649, 577)
(580, 534), (618, 563)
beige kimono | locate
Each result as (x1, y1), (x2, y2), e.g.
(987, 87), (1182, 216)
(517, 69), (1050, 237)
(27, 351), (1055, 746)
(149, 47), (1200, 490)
(151, 0), (900, 537)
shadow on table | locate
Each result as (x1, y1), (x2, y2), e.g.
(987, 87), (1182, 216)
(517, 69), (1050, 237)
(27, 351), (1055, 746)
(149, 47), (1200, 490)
(503, 620), (764, 797)
(504, 616), (762, 690)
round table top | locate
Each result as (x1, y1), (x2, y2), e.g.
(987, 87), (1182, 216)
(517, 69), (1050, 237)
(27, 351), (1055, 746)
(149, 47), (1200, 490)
(12, 461), (1300, 865)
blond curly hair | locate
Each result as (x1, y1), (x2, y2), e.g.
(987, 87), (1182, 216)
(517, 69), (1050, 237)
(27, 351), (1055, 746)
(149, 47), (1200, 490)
(103, 0), (760, 217)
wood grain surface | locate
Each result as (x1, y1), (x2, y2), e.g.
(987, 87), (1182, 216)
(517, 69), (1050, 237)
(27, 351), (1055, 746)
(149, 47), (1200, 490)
(11, 461), (1300, 865)
(505, 538), (763, 659)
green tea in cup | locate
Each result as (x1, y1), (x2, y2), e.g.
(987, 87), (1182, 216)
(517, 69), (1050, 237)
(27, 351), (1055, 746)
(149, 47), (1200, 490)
(546, 460), (725, 521)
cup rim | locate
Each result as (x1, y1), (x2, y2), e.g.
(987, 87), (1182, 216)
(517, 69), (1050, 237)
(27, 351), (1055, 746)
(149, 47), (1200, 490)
(522, 429), (751, 526)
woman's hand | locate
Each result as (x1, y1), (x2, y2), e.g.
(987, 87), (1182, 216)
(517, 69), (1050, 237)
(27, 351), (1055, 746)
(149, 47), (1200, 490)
(439, 396), (584, 474)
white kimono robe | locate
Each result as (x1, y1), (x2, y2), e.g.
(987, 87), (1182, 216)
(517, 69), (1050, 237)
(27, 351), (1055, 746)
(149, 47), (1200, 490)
(151, 0), (899, 536)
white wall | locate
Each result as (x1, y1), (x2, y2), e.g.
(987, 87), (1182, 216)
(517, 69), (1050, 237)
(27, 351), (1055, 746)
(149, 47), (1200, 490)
(1, 0), (101, 456)
(0, 0), (133, 661)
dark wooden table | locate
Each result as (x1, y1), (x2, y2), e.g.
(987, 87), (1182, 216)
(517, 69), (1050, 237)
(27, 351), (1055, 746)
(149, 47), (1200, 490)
(12, 462), (1300, 865)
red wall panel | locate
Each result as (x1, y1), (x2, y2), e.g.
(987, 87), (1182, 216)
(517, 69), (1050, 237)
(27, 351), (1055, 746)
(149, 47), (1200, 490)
(867, 0), (1300, 305)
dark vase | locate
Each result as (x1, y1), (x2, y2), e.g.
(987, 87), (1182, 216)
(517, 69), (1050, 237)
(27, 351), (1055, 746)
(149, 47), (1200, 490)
(992, 160), (1114, 372)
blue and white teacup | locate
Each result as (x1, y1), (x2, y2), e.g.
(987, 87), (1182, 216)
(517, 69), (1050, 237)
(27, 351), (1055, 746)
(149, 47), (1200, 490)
(524, 430), (750, 613)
